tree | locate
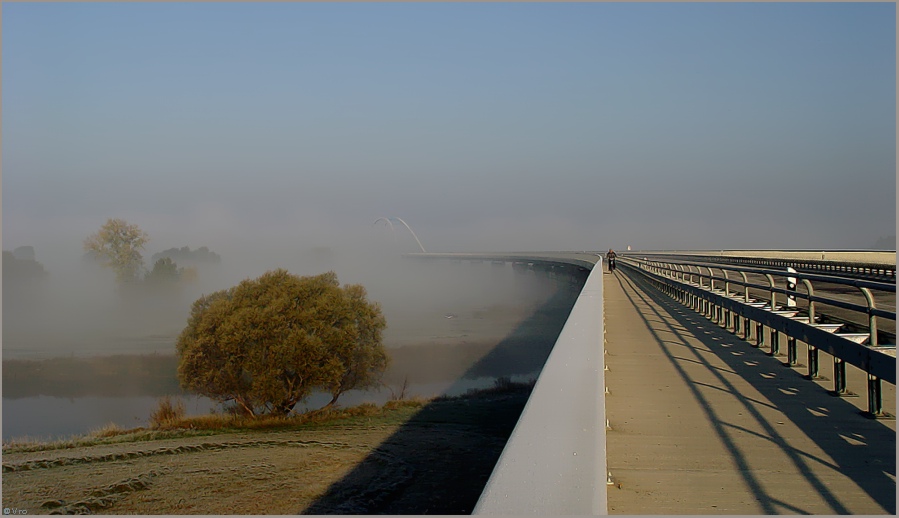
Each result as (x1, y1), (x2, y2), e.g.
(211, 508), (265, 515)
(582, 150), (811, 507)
(83, 218), (149, 283)
(151, 245), (221, 266)
(144, 257), (181, 284)
(3, 250), (48, 281)
(3, 250), (48, 305)
(320, 283), (388, 408)
(176, 269), (388, 416)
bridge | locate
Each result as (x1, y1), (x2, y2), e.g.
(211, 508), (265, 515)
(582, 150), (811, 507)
(409, 250), (896, 514)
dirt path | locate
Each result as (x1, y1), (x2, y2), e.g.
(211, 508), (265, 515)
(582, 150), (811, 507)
(2, 392), (529, 515)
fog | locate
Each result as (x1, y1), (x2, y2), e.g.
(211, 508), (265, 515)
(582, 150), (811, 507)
(3, 227), (573, 439)
(2, 226), (564, 359)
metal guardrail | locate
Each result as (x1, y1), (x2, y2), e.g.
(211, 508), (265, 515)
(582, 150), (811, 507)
(618, 256), (896, 418)
(623, 251), (896, 282)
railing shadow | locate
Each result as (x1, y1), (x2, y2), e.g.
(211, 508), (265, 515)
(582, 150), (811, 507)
(301, 275), (583, 514)
(614, 270), (895, 514)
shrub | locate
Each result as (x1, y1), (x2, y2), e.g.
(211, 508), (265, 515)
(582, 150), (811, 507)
(148, 396), (186, 428)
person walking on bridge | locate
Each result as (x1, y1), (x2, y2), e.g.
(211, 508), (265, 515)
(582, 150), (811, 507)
(607, 249), (617, 272)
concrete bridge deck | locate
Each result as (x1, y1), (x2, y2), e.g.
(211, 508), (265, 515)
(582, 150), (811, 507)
(603, 268), (896, 514)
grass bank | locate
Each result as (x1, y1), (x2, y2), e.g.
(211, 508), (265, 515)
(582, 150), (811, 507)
(2, 378), (533, 454)
(2, 380), (535, 514)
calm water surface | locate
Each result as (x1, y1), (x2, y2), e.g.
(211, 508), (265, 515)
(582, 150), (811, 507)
(2, 375), (532, 442)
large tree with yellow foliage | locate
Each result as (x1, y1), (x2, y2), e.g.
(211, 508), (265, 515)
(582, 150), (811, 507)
(176, 270), (387, 416)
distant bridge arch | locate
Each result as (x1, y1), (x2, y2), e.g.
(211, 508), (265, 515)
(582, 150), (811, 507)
(373, 217), (427, 253)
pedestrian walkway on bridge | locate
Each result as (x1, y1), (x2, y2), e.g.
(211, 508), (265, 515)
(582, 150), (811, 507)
(603, 268), (896, 514)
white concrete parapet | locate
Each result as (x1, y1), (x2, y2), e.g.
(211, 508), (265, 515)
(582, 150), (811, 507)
(474, 260), (607, 514)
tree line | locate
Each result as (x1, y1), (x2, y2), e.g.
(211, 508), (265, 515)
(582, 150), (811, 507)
(83, 218), (216, 287)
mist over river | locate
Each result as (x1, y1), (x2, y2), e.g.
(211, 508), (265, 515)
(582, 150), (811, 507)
(3, 256), (584, 442)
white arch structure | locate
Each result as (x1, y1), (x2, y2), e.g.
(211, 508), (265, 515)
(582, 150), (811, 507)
(373, 217), (427, 253)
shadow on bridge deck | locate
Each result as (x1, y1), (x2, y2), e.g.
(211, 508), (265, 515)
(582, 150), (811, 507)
(605, 270), (895, 514)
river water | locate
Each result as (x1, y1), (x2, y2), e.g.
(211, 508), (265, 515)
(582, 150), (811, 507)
(2, 374), (533, 442)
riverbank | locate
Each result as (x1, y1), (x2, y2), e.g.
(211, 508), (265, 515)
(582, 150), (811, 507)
(2, 385), (532, 514)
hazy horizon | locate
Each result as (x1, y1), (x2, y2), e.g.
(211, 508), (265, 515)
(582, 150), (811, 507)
(3, 2), (895, 264)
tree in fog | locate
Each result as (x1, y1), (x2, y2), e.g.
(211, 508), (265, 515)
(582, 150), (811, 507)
(176, 269), (388, 416)
(3, 250), (48, 305)
(144, 257), (181, 284)
(2, 250), (48, 281)
(151, 245), (222, 266)
(320, 283), (389, 408)
(83, 218), (149, 283)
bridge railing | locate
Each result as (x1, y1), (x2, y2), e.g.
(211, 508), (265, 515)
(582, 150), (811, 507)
(617, 256), (895, 418)
(473, 256), (607, 514)
(622, 251), (896, 282)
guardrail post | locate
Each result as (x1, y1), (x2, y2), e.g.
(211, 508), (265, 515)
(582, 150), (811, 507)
(786, 336), (798, 365)
(800, 279), (816, 324)
(866, 374), (885, 417)
(738, 272), (750, 340)
(796, 278), (819, 377)
(830, 358), (856, 397)
(721, 270), (731, 330)
(699, 267), (710, 317)
(859, 287), (878, 347)
(806, 344), (821, 380)
(859, 285), (890, 418)
(743, 315), (751, 340)
(769, 328), (780, 356)
(740, 272), (749, 303)
(764, 273), (776, 310)
(757, 273), (777, 352)
(707, 266), (720, 323)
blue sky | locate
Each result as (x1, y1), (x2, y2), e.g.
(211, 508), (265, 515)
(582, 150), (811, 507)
(2, 2), (895, 265)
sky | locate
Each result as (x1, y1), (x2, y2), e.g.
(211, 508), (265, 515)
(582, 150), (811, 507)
(2, 2), (896, 271)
